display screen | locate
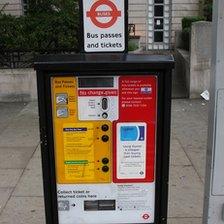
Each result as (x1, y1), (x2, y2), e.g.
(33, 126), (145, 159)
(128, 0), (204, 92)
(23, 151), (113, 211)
(78, 77), (114, 88)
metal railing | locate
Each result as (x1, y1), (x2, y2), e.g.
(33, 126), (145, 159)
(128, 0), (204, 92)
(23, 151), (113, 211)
(0, 51), (34, 69)
(0, 49), (78, 69)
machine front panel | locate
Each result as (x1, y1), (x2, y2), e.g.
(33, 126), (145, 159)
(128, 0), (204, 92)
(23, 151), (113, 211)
(51, 75), (157, 224)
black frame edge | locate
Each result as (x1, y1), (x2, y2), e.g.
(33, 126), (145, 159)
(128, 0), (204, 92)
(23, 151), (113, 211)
(36, 59), (174, 224)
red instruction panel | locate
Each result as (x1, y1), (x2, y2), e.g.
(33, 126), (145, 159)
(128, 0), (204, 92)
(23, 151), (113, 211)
(113, 76), (157, 183)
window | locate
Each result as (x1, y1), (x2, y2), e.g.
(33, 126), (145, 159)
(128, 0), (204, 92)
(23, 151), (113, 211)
(148, 0), (170, 50)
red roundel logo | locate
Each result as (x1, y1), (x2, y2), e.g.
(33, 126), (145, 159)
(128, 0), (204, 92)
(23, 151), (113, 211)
(142, 213), (150, 220)
(86, 0), (121, 28)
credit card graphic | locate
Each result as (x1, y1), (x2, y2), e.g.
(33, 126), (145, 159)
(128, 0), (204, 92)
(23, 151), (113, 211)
(117, 123), (147, 179)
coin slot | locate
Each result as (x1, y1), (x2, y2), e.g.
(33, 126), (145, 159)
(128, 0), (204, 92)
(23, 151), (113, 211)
(101, 98), (109, 111)
(102, 166), (109, 172)
(102, 158), (109, 164)
(102, 135), (109, 142)
(101, 124), (109, 132)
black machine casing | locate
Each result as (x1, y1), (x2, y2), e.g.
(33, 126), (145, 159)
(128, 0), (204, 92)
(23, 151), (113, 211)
(34, 53), (174, 224)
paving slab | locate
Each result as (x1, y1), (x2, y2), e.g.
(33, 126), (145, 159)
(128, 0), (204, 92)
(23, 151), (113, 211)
(171, 100), (208, 152)
(33, 145), (41, 158)
(0, 188), (13, 213)
(171, 99), (208, 122)
(0, 196), (45, 224)
(0, 101), (40, 148)
(171, 114), (207, 149)
(168, 165), (204, 218)
(0, 169), (23, 188)
(18, 101), (39, 116)
(0, 103), (26, 134)
(171, 99), (208, 183)
(168, 218), (202, 224)
(0, 99), (208, 224)
(186, 150), (206, 183)
(170, 138), (191, 166)
(0, 122), (40, 148)
(13, 157), (44, 197)
(0, 147), (36, 169)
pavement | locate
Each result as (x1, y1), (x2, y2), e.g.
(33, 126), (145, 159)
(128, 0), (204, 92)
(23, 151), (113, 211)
(0, 99), (208, 224)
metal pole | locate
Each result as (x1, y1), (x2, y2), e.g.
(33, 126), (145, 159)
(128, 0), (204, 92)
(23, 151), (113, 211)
(203, 0), (224, 223)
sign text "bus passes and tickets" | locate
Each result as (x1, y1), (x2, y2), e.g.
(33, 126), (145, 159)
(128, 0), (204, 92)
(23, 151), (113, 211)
(83, 0), (125, 52)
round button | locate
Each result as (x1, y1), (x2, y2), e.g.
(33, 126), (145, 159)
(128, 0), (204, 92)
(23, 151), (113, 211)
(102, 166), (109, 172)
(102, 158), (109, 164)
(101, 124), (109, 132)
(102, 113), (108, 119)
(102, 135), (109, 142)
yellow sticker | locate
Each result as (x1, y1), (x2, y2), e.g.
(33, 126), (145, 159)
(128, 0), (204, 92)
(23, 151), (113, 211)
(63, 123), (95, 181)
(51, 77), (112, 184)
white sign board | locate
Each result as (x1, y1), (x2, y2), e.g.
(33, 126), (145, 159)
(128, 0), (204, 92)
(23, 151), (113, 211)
(82, 0), (126, 52)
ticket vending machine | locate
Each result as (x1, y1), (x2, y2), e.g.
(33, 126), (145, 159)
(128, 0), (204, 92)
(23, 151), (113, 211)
(35, 54), (174, 224)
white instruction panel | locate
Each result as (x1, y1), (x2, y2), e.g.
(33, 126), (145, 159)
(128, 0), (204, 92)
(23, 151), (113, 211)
(116, 123), (147, 179)
(57, 183), (155, 224)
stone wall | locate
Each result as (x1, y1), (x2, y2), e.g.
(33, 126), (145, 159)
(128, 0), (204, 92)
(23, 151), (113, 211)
(0, 0), (23, 16)
(175, 21), (212, 98)
(0, 69), (37, 102)
(189, 21), (212, 98)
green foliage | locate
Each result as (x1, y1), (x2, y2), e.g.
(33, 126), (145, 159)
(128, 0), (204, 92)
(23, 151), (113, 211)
(0, 0), (79, 52)
(128, 41), (138, 52)
(181, 16), (205, 51)
(0, 14), (23, 50)
(203, 0), (213, 21)
(182, 16), (205, 30)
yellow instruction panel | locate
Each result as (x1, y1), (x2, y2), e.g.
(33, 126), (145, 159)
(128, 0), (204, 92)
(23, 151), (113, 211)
(63, 123), (95, 181)
(51, 77), (112, 184)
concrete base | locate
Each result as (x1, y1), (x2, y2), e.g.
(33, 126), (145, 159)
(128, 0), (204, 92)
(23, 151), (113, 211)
(190, 22), (212, 98)
(0, 69), (37, 102)
(174, 22), (212, 99)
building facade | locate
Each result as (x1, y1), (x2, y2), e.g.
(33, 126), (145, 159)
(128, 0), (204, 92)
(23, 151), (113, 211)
(129, 0), (200, 50)
(1, 0), (200, 50)
(0, 0), (25, 16)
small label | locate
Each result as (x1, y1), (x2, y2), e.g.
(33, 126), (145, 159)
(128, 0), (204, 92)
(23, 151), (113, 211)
(78, 89), (118, 97)
(58, 200), (70, 211)
(57, 107), (68, 118)
(56, 93), (68, 105)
